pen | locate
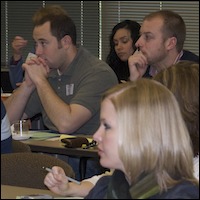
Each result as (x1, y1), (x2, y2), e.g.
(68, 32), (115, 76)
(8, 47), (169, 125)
(43, 167), (81, 185)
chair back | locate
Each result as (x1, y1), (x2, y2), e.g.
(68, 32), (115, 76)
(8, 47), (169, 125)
(1, 152), (75, 189)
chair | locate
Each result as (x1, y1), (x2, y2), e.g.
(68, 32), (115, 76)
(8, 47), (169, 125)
(1, 152), (75, 189)
(12, 140), (31, 153)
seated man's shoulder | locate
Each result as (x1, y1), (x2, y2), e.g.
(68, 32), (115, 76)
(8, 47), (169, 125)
(182, 50), (199, 63)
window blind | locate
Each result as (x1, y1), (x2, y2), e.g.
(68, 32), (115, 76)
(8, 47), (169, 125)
(1, 1), (43, 67)
(101, 1), (199, 61)
(101, 1), (161, 61)
(1, 1), (199, 67)
(1, 1), (6, 66)
(1, 1), (99, 67)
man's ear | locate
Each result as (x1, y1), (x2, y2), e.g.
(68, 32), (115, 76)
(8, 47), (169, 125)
(166, 36), (177, 50)
(61, 35), (72, 47)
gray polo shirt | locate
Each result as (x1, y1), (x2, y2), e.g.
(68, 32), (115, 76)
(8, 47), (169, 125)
(24, 46), (118, 135)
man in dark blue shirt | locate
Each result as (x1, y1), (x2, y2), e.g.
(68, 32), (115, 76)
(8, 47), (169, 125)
(128, 10), (199, 81)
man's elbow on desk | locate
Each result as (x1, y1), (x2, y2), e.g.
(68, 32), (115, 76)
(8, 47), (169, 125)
(54, 111), (92, 134)
(55, 120), (83, 134)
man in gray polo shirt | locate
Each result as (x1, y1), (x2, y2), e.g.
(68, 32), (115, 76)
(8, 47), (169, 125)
(4, 5), (118, 180)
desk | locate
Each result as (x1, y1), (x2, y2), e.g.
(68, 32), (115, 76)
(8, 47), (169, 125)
(23, 140), (98, 158)
(1, 185), (83, 199)
(1, 184), (55, 199)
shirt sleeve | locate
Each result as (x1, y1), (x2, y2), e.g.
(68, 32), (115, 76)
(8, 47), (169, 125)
(9, 57), (24, 89)
(82, 170), (113, 185)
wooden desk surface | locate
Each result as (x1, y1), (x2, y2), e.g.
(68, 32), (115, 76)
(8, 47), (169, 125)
(1, 185), (83, 199)
(23, 139), (99, 158)
(1, 185), (55, 199)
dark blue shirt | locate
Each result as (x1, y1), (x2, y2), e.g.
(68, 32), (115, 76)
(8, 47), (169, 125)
(1, 100), (12, 154)
(85, 170), (199, 199)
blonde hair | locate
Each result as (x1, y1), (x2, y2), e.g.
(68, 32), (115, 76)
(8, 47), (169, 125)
(154, 61), (199, 156)
(102, 79), (197, 191)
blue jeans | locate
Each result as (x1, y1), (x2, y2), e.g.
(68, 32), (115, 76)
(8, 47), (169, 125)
(67, 156), (105, 181)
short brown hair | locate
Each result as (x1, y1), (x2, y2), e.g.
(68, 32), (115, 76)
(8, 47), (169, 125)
(32, 5), (76, 44)
(144, 10), (186, 52)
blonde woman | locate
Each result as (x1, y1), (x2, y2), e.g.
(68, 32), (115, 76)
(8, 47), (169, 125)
(44, 80), (199, 198)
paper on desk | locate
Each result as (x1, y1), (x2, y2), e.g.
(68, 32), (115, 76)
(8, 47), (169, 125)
(59, 134), (93, 143)
(16, 196), (83, 199)
(54, 197), (83, 199)
(29, 131), (60, 140)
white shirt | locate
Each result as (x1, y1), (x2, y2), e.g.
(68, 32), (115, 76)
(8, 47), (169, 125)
(83, 170), (113, 185)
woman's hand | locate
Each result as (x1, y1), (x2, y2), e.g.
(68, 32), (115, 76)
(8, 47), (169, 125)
(44, 166), (70, 196)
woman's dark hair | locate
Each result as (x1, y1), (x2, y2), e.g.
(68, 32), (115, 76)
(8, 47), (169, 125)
(106, 20), (141, 82)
